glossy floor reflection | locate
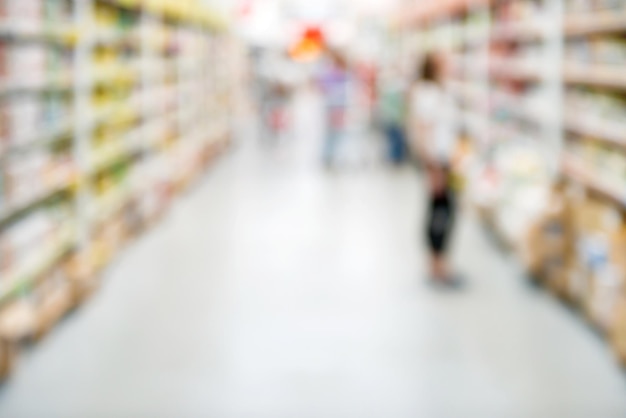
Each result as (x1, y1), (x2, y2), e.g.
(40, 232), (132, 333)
(0, 91), (625, 418)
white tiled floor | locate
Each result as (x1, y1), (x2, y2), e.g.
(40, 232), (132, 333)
(1, 90), (625, 418)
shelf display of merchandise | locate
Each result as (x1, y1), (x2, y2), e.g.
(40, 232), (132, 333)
(400, 0), (626, 366)
(0, 0), (236, 379)
(484, 0), (562, 248)
(558, 0), (626, 362)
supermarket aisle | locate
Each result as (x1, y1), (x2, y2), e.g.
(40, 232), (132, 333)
(1, 91), (626, 418)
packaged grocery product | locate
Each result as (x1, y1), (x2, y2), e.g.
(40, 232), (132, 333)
(0, 41), (7, 78)
(44, 0), (72, 23)
(4, 44), (46, 86)
(0, 0), (43, 26)
(3, 97), (43, 143)
(33, 269), (73, 339)
(591, 37), (626, 66)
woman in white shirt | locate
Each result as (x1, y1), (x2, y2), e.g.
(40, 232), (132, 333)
(411, 53), (460, 287)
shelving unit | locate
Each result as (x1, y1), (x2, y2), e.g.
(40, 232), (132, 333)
(484, 0), (563, 247)
(559, 1), (626, 349)
(400, 0), (626, 366)
(0, 0), (236, 379)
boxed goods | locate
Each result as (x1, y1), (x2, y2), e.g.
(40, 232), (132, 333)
(566, 37), (626, 67)
(1, 212), (56, 276)
(494, 0), (546, 25)
(567, 255), (590, 306)
(2, 151), (72, 207)
(42, 93), (71, 131)
(569, 195), (626, 330)
(0, 0), (43, 26)
(0, 167), (5, 212)
(0, 41), (7, 79)
(521, 185), (575, 296)
(0, 97), (44, 143)
(0, 301), (37, 342)
(64, 255), (98, 303)
(89, 216), (128, 273)
(33, 270), (74, 340)
(43, 0), (72, 23)
(566, 0), (626, 13)
(2, 44), (47, 86)
(524, 181), (626, 322)
(611, 296), (626, 365)
(592, 37), (626, 66)
(586, 262), (623, 331)
(0, 298), (38, 378)
(0, 206), (70, 279)
(0, 339), (16, 379)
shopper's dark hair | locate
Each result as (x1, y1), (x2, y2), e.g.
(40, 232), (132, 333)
(419, 53), (439, 83)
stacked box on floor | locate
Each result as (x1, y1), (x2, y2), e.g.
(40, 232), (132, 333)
(522, 185), (575, 296)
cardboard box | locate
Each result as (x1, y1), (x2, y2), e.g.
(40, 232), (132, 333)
(63, 253), (99, 305)
(610, 296), (626, 365)
(521, 189), (575, 284)
(0, 340), (16, 380)
(584, 266), (623, 332)
(544, 256), (573, 299)
(610, 226), (626, 282)
(34, 281), (73, 340)
(567, 258), (591, 307)
(0, 301), (37, 342)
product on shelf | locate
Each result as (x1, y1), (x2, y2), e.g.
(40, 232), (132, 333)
(0, 0), (43, 27)
(565, 0), (626, 14)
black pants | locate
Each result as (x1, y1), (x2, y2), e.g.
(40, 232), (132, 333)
(426, 189), (455, 255)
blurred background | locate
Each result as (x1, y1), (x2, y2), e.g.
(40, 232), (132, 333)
(2, 0), (626, 416)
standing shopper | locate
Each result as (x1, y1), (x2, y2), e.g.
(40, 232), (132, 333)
(410, 53), (460, 286)
(263, 81), (290, 144)
(378, 67), (408, 165)
(318, 51), (350, 167)
(257, 52), (294, 145)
